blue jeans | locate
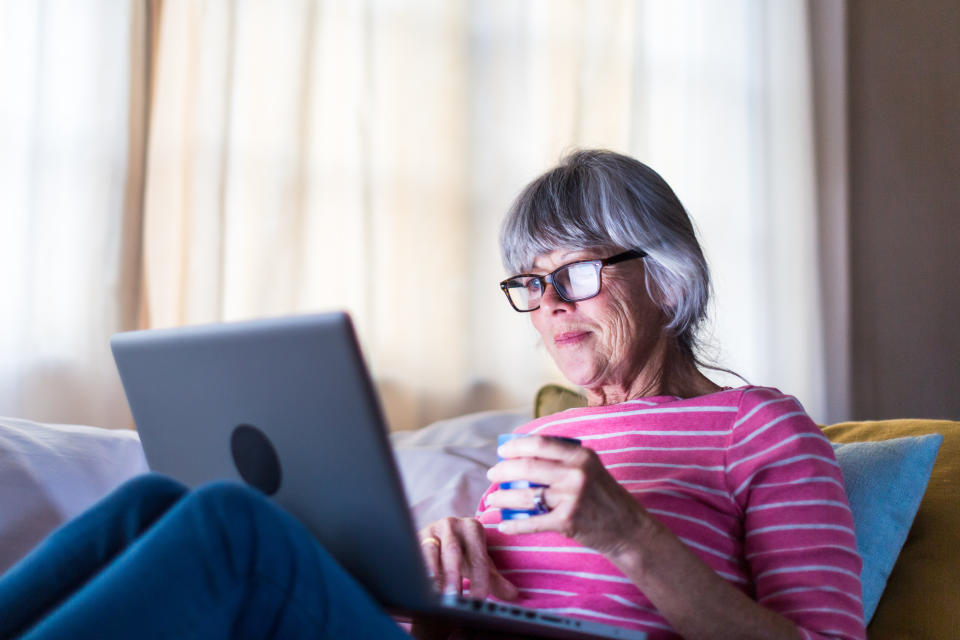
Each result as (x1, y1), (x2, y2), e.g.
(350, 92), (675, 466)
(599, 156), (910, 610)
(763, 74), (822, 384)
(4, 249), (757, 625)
(0, 474), (411, 640)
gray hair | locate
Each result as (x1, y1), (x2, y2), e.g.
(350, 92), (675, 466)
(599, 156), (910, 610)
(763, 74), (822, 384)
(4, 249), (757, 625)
(499, 149), (710, 355)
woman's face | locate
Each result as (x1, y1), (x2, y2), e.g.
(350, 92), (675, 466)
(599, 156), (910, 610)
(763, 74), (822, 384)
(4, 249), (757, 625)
(528, 248), (666, 391)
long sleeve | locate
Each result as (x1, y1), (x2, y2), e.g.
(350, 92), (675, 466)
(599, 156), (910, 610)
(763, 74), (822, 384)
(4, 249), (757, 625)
(726, 387), (865, 640)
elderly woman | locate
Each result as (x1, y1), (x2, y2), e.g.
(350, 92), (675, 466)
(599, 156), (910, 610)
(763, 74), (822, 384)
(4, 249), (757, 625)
(0, 150), (864, 640)
(418, 150), (865, 639)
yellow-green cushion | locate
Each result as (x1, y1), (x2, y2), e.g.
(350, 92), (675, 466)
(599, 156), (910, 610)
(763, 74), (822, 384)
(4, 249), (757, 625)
(533, 384), (959, 639)
(534, 383), (587, 418)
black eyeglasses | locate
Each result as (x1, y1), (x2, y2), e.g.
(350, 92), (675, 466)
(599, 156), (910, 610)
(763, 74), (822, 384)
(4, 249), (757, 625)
(499, 249), (646, 312)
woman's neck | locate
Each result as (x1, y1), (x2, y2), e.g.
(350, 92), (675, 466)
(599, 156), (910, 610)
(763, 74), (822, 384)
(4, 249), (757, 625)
(583, 339), (721, 406)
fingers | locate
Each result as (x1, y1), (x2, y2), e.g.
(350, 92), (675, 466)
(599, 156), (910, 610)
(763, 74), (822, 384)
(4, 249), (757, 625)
(487, 457), (570, 487)
(455, 517), (492, 599)
(484, 484), (569, 537)
(489, 436), (587, 487)
(490, 435), (653, 555)
(496, 509), (565, 536)
(484, 485), (555, 511)
(491, 567), (520, 601)
(418, 535), (442, 591)
(487, 439), (643, 544)
(419, 520), (457, 595)
(437, 518), (475, 596)
(417, 517), (518, 601)
(490, 481), (591, 538)
(497, 434), (582, 462)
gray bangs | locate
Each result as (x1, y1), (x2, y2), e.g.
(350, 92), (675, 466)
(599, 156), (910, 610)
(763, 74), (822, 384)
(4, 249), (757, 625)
(498, 149), (711, 344)
(499, 176), (626, 274)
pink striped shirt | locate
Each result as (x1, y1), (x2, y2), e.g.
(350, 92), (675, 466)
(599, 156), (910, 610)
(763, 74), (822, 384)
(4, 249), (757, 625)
(477, 386), (865, 639)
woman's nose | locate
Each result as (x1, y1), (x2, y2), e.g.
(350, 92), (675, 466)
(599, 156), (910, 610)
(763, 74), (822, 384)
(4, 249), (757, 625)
(538, 279), (574, 312)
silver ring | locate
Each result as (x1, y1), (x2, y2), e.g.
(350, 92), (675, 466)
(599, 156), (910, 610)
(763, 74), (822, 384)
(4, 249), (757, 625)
(532, 486), (549, 514)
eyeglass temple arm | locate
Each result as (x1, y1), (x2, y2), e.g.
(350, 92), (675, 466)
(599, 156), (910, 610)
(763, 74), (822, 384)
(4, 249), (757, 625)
(602, 249), (647, 266)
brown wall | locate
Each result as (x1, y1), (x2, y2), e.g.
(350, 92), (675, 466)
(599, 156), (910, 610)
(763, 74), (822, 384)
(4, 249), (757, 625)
(847, 0), (960, 419)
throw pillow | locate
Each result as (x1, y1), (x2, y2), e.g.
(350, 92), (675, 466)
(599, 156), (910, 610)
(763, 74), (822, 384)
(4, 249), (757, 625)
(0, 418), (149, 574)
(831, 435), (942, 622)
(534, 383), (587, 418)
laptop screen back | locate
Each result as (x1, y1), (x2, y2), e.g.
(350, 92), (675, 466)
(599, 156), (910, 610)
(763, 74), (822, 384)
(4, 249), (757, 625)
(111, 312), (434, 609)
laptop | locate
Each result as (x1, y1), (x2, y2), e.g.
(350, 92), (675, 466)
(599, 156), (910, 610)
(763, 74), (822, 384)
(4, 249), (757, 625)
(110, 312), (647, 640)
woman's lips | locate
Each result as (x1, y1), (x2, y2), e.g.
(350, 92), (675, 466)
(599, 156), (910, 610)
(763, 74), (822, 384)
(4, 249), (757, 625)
(554, 330), (590, 347)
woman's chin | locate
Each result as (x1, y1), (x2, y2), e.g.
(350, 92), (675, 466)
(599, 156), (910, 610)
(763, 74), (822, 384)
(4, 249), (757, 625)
(548, 346), (606, 388)
(555, 362), (601, 389)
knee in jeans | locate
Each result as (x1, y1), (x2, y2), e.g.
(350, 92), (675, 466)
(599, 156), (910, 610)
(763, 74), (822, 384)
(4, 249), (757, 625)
(124, 472), (186, 494)
(190, 481), (264, 510)
(184, 482), (268, 535)
(112, 472), (187, 506)
(181, 482), (272, 571)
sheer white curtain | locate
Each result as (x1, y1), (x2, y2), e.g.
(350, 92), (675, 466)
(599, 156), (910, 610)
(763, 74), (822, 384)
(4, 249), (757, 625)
(143, 0), (827, 430)
(0, 0), (146, 428)
(0, 0), (830, 431)
(630, 1), (826, 417)
(144, 0), (477, 431)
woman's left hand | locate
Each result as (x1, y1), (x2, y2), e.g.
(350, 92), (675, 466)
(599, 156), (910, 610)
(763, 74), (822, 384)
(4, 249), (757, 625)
(484, 436), (654, 555)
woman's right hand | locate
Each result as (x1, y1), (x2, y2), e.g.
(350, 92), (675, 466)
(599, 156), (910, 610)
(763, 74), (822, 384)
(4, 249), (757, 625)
(418, 517), (519, 601)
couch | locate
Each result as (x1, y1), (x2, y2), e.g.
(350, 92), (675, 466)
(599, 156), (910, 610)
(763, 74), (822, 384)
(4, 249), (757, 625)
(1, 387), (957, 639)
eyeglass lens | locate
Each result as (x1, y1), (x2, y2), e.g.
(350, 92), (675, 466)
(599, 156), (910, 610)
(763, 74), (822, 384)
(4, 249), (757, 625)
(506, 261), (602, 310)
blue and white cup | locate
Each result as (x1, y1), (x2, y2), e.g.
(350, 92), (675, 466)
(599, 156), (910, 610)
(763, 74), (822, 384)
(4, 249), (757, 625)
(496, 433), (582, 520)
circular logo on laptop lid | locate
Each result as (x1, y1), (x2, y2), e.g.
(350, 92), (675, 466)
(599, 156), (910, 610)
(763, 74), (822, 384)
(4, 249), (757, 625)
(230, 424), (283, 496)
